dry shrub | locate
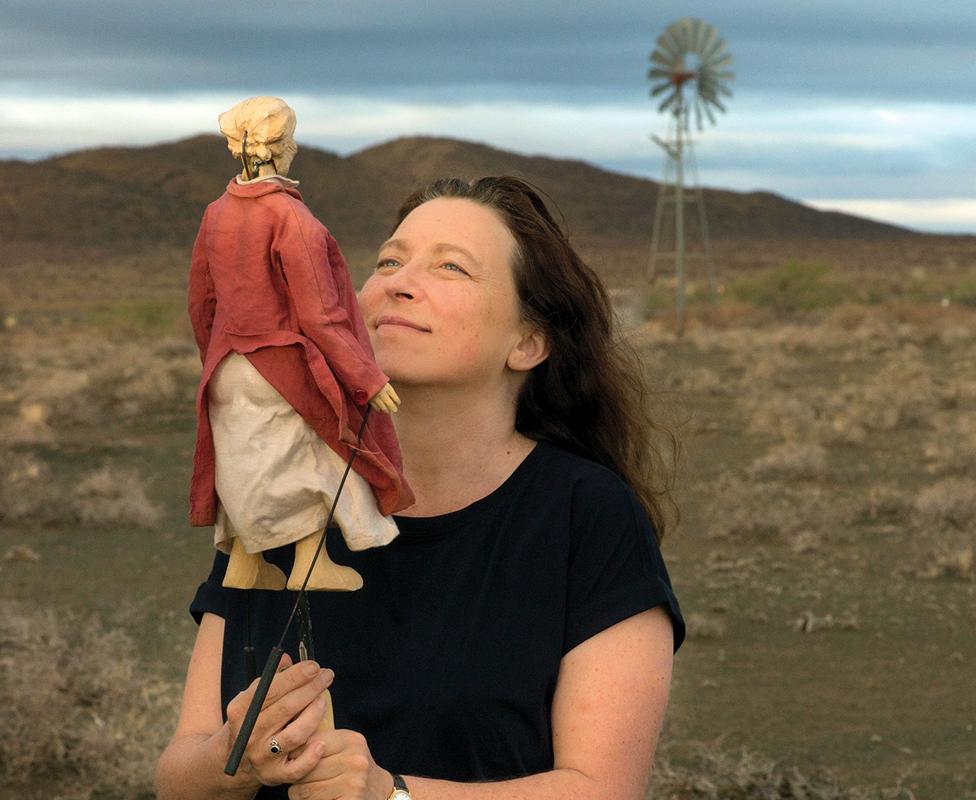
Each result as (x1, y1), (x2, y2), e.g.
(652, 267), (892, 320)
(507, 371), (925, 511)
(924, 416), (976, 475)
(749, 442), (828, 481)
(857, 484), (913, 525)
(71, 465), (163, 528)
(650, 742), (909, 799)
(917, 542), (975, 581)
(706, 475), (854, 546)
(668, 366), (729, 395)
(741, 394), (822, 442)
(685, 612), (728, 640)
(6, 336), (199, 429)
(0, 599), (180, 800)
(913, 478), (976, 530)
(732, 347), (798, 389)
(0, 453), (161, 529)
(0, 449), (61, 523)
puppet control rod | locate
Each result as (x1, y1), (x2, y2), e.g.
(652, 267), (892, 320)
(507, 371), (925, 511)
(224, 406), (372, 776)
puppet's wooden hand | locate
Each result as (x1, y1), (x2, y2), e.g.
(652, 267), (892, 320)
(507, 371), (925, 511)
(369, 383), (400, 414)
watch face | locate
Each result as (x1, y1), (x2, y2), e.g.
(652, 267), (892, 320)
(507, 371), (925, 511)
(391, 791), (411, 800)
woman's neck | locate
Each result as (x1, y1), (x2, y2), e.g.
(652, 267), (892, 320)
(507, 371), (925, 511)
(391, 382), (535, 517)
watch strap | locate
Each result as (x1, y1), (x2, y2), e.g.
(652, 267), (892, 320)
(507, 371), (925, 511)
(388, 773), (410, 799)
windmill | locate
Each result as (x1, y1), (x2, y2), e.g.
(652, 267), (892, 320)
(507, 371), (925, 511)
(646, 17), (733, 332)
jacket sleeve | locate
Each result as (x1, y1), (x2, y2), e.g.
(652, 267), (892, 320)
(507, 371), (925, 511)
(276, 203), (389, 405)
(187, 213), (217, 364)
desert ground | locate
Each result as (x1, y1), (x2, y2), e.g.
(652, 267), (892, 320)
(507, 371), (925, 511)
(1, 250), (974, 799)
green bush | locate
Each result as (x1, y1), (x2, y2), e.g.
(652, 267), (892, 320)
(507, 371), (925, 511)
(728, 261), (845, 314)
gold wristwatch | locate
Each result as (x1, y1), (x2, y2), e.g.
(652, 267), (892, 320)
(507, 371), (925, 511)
(387, 773), (411, 800)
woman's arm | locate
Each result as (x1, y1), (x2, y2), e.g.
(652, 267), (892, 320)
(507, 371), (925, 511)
(155, 613), (335, 800)
(289, 606), (674, 800)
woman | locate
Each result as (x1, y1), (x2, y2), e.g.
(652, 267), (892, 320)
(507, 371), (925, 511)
(156, 176), (685, 800)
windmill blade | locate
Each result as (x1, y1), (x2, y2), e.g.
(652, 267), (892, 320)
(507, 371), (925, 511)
(690, 18), (709, 53)
(709, 69), (735, 82)
(648, 17), (732, 129)
(648, 67), (675, 81)
(700, 36), (728, 65)
(650, 50), (678, 70)
(697, 24), (718, 57)
(655, 31), (682, 59)
(658, 93), (680, 114)
(706, 53), (734, 71)
(670, 18), (693, 51)
(650, 80), (673, 98)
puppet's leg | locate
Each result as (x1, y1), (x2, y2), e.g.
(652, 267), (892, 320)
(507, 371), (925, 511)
(223, 537), (288, 590)
(287, 531), (363, 592)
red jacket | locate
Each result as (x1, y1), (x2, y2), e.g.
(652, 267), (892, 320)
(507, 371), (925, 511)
(187, 178), (413, 526)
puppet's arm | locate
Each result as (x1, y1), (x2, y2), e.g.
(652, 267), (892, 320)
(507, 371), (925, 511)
(187, 214), (217, 364)
(277, 210), (389, 405)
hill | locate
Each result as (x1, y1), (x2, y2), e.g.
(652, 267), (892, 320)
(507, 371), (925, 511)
(2, 134), (973, 283)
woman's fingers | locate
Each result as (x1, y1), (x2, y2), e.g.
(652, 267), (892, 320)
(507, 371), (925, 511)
(261, 667), (334, 737)
(226, 658), (334, 783)
(273, 689), (333, 757)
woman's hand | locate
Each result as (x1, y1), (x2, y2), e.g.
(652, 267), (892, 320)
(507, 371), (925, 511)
(288, 729), (394, 800)
(369, 383), (400, 413)
(224, 653), (336, 787)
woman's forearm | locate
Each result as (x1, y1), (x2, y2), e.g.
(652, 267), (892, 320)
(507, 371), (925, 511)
(155, 724), (263, 800)
(402, 767), (621, 800)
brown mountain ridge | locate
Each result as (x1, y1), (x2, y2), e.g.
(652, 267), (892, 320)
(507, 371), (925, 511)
(2, 134), (970, 281)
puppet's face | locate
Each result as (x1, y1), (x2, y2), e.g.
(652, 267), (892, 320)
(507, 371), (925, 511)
(274, 137), (298, 177)
(360, 198), (547, 392)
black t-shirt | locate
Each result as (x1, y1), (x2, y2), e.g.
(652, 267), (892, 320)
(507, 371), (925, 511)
(189, 440), (684, 794)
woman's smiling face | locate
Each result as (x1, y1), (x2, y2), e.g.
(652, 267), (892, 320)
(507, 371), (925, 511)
(359, 197), (531, 390)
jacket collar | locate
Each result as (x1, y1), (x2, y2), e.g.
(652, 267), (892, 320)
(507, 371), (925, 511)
(226, 177), (303, 202)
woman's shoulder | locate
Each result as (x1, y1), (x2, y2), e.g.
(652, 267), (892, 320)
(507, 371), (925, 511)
(530, 440), (647, 522)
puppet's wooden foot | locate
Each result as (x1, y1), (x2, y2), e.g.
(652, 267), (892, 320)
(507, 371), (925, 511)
(288, 532), (363, 592)
(222, 538), (288, 590)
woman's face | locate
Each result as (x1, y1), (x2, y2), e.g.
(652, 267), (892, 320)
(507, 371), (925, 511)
(359, 197), (539, 390)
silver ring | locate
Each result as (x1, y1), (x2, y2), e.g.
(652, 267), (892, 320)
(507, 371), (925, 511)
(269, 737), (282, 755)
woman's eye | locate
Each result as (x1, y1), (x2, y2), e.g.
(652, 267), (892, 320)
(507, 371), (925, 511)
(375, 258), (399, 270)
(441, 262), (468, 275)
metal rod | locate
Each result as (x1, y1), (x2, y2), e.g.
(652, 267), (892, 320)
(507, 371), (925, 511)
(223, 406), (373, 776)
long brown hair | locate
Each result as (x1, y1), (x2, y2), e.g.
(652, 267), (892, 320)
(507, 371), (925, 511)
(392, 176), (679, 540)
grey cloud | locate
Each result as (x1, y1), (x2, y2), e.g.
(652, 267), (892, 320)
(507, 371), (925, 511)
(1, 0), (974, 101)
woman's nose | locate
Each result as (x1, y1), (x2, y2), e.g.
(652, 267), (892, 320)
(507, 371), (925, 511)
(384, 263), (419, 301)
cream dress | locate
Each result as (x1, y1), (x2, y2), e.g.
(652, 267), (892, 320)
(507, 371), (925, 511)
(208, 353), (399, 555)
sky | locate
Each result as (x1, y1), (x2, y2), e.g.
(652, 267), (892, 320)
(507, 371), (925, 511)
(1, 0), (974, 233)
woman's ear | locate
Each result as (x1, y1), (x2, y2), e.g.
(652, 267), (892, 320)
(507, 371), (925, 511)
(507, 327), (550, 373)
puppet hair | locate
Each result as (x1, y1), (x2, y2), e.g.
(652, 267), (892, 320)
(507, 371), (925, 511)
(218, 96), (297, 171)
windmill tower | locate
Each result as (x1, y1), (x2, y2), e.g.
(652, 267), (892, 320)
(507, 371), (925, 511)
(646, 17), (733, 332)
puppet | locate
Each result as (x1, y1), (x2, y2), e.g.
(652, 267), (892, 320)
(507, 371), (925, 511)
(187, 96), (413, 593)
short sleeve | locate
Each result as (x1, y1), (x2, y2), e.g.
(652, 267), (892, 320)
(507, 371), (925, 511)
(563, 473), (685, 654)
(189, 550), (231, 624)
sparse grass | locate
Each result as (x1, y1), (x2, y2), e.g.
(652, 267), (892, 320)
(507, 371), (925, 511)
(4, 268), (976, 797)
(650, 742), (911, 799)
